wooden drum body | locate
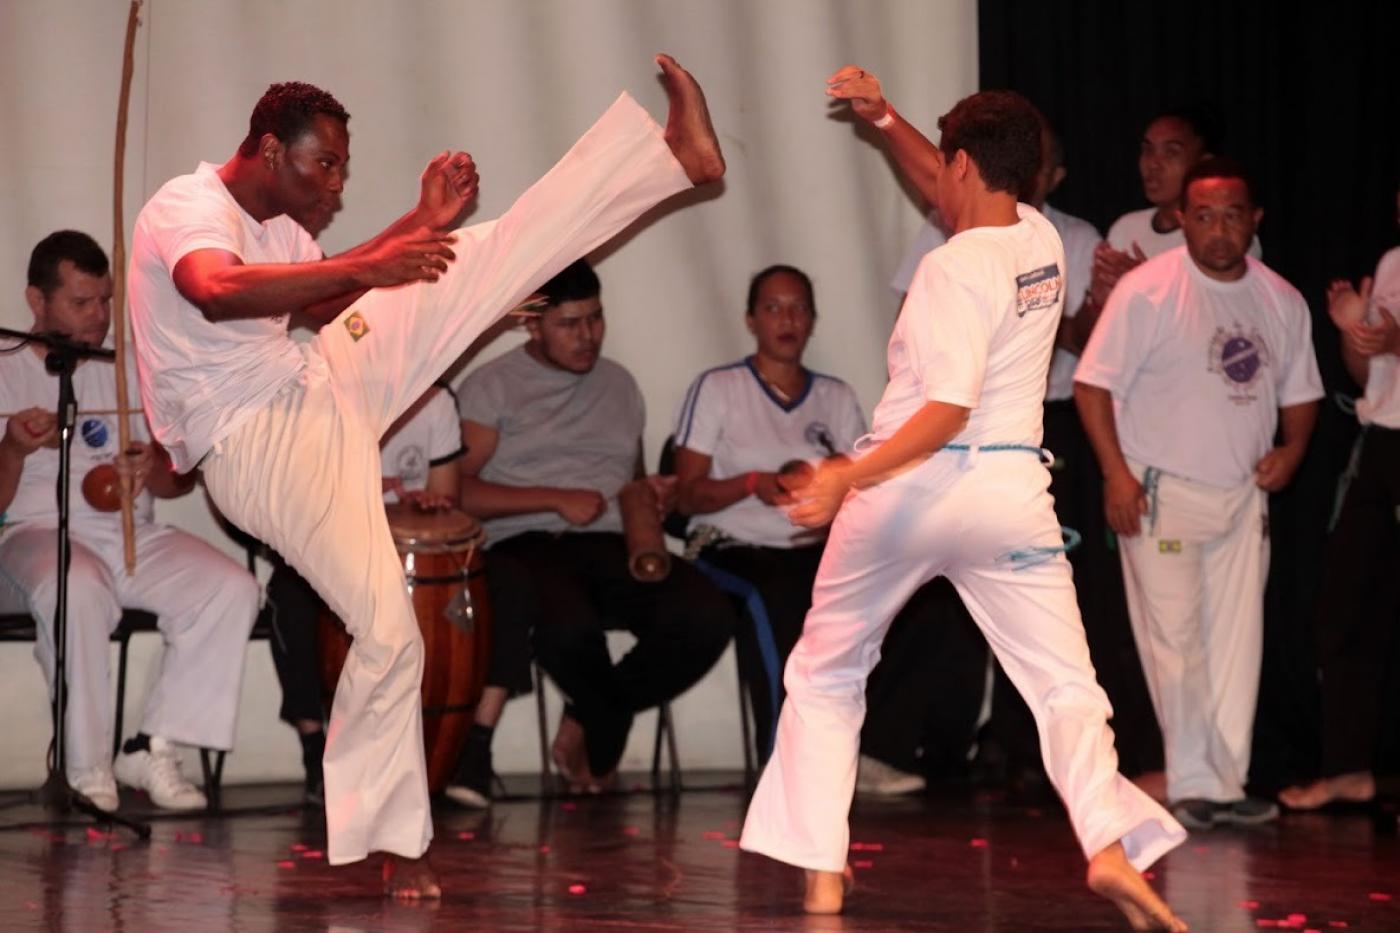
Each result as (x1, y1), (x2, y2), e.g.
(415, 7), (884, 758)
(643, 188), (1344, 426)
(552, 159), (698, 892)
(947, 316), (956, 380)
(317, 505), (493, 793)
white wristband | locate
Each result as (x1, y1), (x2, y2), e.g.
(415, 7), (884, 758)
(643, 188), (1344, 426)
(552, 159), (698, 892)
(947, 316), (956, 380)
(872, 107), (895, 129)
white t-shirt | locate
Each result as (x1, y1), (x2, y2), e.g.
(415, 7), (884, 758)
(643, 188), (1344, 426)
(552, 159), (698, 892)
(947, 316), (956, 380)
(673, 359), (867, 548)
(380, 386), (465, 504)
(1356, 246), (1400, 428)
(458, 346), (644, 544)
(1075, 247), (1324, 488)
(1107, 206), (1262, 261)
(893, 203), (1098, 402)
(871, 203), (1066, 450)
(0, 349), (154, 531)
(129, 162), (323, 472)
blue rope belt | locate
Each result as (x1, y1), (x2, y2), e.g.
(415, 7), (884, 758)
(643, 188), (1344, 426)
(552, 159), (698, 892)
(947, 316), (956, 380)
(943, 443), (1081, 568)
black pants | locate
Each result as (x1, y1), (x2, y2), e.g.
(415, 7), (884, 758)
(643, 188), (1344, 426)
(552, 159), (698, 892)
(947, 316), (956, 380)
(861, 577), (988, 775)
(264, 547), (536, 726)
(1317, 426), (1400, 776)
(1044, 398), (1163, 775)
(698, 543), (824, 758)
(498, 531), (737, 776)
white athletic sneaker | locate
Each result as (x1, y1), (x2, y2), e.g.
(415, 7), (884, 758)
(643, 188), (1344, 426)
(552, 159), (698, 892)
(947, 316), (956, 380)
(113, 736), (207, 810)
(856, 754), (927, 797)
(68, 765), (119, 812)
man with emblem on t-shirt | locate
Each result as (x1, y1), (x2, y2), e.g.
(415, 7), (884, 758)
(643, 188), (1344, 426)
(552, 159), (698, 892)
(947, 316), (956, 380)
(1076, 157), (1323, 831)
(0, 231), (259, 814)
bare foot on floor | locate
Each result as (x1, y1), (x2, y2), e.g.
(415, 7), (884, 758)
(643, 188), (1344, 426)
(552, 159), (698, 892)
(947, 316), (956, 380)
(1087, 843), (1186, 931)
(803, 864), (855, 914)
(1279, 771), (1375, 810)
(383, 853), (442, 901)
(551, 712), (596, 791)
(655, 53), (726, 185)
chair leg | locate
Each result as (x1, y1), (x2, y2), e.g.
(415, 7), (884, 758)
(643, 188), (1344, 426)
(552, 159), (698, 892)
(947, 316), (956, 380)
(736, 657), (756, 785)
(199, 749), (225, 812)
(662, 703), (682, 794)
(112, 633), (132, 760)
(533, 663), (555, 796)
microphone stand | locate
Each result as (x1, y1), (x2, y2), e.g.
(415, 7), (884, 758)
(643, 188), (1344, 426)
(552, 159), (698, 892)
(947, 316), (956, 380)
(0, 326), (150, 839)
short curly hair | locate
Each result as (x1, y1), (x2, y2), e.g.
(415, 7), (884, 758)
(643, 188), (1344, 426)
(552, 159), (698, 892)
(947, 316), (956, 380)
(936, 90), (1044, 197)
(238, 81), (350, 157)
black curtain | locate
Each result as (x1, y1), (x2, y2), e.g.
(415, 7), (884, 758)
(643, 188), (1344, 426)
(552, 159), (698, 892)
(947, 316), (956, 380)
(979, 0), (1400, 790)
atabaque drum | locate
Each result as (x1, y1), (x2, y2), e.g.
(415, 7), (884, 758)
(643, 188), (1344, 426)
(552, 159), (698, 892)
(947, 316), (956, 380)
(317, 504), (493, 793)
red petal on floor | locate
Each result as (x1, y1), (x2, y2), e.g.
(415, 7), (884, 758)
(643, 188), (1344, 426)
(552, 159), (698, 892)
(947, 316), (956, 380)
(276, 860), (295, 869)
(301, 850), (322, 859)
(723, 840), (739, 849)
(568, 884), (586, 895)
(1368, 893), (1392, 902)
(1328, 922), (1349, 928)
(702, 831), (725, 840)
(853, 860), (874, 869)
(1242, 901), (1261, 910)
(291, 843), (308, 851)
(457, 831), (475, 841)
(970, 839), (988, 848)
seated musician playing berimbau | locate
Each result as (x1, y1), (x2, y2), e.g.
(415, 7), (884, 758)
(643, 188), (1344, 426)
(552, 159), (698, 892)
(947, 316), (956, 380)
(0, 230), (259, 813)
(457, 258), (737, 791)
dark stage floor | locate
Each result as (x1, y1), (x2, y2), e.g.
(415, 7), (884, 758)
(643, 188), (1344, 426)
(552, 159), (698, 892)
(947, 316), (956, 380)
(0, 775), (1397, 931)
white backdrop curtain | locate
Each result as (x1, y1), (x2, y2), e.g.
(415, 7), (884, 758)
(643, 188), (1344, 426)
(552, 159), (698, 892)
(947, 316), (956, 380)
(0, 0), (976, 784)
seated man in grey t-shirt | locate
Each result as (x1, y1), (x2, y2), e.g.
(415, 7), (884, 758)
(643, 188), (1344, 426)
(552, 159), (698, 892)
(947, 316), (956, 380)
(457, 259), (737, 789)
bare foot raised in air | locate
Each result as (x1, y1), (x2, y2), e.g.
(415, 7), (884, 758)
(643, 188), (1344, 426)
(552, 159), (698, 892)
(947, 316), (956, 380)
(1279, 770), (1375, 810)
(655, 53), (725, 185)
(383, 852), (442, 901)
(803, 864), (855, 914)
(1087, 843), (1186, 931)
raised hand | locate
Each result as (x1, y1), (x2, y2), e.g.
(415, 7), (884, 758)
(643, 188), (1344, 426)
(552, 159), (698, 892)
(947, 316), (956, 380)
(417, 150), (479, 231)
(2, 407), (59, 456)
(1327, 276), (1372, 330)
(825, 65), (890, 123)
(1344, 305), (1400, 358)
(357, 226), (458, 288)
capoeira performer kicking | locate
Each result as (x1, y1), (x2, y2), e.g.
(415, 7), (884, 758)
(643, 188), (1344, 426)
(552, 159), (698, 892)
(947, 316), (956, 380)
(739, 67), (1188, 931)
(127, 55), (724, 898)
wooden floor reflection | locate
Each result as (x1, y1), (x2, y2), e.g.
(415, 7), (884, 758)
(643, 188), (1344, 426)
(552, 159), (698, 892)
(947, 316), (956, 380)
(0, 776), (1396, 931)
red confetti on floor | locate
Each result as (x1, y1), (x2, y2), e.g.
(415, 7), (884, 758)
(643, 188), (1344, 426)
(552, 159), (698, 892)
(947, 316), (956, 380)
(539, 845), (551, 854)
(290, 843), (308, 852)
(850, 842), (885, 852)
(702, 831), (725, 840)
(568, 884), (586, 895)
(276, 860), (295, 870)
(189, 833), (204, 844)
(722, 840), (739, 849)
(300, 850), (323, 859)
(1328, 922), (1349, 928)
(852, 860), (874, 869)
(622, 827), (640, 836)
(970, 838), (988, 848)
(1367, 892), (1392, 902)
(1242, 901), (1261, 909)
(457, 831), (475, 841)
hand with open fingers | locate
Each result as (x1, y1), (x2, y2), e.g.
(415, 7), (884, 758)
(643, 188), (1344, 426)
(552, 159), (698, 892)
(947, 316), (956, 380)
(785, 460), (851, 529)
(1104, 470), (1147, 537)
(114, 442), (157, 498)
(2, 407), (59, 456)
(360, 226), (458, 288)
(418, 150), (479, 231)
(825, 65), (891, 124)
(1326, 276), (1372, 330)
(400, 489), (454, 512)
(555, 488), (607, 526)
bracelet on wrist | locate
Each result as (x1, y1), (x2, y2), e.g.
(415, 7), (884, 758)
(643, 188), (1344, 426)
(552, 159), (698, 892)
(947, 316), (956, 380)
(872, 107), (896, 129)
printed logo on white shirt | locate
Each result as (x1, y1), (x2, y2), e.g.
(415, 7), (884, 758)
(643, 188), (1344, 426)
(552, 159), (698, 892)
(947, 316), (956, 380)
(394, 444), (428, 488)
(1207, 325), (1271, 404)
(1015, 264), (1063, 317)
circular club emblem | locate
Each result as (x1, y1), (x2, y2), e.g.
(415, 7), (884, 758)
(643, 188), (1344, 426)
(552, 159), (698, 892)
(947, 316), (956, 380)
(80, 418), (109, 449)
(1220, 336), (1261, 384)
